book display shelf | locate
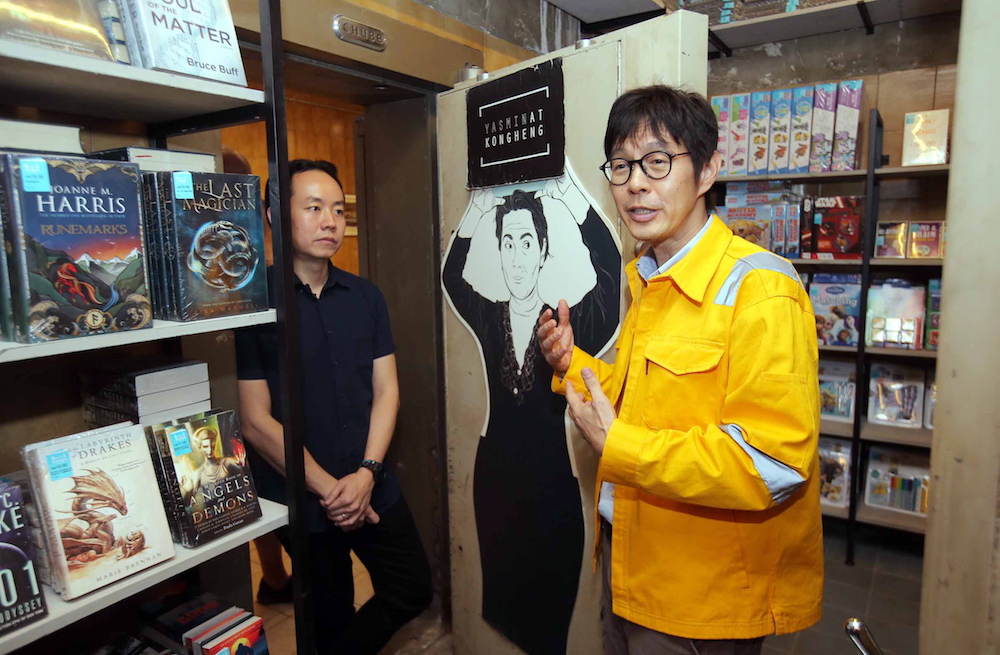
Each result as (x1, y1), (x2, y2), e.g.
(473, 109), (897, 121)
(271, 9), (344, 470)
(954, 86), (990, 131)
(0, 0), (313, 652)
(718, 108), (947, 562)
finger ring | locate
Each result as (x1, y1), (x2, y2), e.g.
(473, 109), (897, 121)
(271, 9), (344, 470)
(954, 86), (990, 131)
(342, 513), (348, 518)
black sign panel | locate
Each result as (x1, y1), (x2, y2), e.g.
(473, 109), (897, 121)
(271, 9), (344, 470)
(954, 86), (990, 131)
(467, 58), (565, 188)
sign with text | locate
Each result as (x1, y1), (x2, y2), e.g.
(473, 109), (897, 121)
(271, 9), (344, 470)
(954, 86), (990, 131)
(467, 59), (565, 188)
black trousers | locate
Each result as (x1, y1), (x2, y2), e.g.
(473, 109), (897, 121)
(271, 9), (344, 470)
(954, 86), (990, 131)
(279, 496), (433, 655)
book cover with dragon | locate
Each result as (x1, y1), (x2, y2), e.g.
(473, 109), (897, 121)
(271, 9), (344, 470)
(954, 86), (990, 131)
(22, 424), (174, 600)
(157, 410), (261, 547)
(154, 173), (266, 322)
(0, 154), (152, 343)
(0, 480), (48, 635)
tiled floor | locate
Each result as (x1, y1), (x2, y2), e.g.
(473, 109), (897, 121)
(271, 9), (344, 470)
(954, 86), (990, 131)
(765, 519), (924, 655)
(249, 518), (922, 655)
(248, 540), (451, 655)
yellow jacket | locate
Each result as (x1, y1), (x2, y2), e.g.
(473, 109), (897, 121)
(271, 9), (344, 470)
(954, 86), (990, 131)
(554, 216), (823, 639)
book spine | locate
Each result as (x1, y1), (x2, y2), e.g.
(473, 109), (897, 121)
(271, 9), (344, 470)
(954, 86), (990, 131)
(143, 427), (182, 544)
(142, 173), (166, 320)
(22, 450), (68, 596)
(82, 402), (137, 428)
(0, 165), (14, 341)
(95, 0), (132, 65)
(0, 158), (31, 343)
(157, 174), (181, 321)
(119, 0), (151, 68)
(83, 389), (142, 414)
(154, 428), (197, 547)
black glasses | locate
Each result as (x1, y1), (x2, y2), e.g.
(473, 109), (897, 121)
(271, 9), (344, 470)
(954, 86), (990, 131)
(599, 151), (690, 185)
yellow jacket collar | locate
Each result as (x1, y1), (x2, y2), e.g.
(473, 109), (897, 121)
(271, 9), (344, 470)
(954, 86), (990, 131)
(627, 214), (732, 303)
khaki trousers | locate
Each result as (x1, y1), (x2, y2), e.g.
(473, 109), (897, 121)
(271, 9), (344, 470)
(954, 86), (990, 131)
(601, 522), (765, 655)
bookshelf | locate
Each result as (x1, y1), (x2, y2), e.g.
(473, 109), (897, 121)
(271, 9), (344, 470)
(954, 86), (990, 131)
(861, 422), (934, 448)
(0, 311), (276, 364)
(856, 503), (926, 535)
(0, 0), (312, 651)
(0, 500), (288, 655)
(0, 42), (265, 123)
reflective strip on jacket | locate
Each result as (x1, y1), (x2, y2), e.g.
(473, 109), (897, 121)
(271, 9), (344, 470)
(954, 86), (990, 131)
(553, 215), (823, 640)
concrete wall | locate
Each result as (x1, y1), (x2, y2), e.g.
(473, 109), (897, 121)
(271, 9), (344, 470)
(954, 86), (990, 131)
(708, 12), (960, 95)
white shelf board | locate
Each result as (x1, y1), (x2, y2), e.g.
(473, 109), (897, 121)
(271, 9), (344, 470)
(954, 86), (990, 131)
(876, 164), (950, 178)
(821, 504), (850, 520)
(0, 498), (288, 655)
(856, 503), (926, 534)
(862, 421), (933, 448)
(819, 344), (856, 354)
(820, 419), (854, 438)
(0, 310), (276, 364)
(709, 0), (961, 52)
(0, 42), (264, 123)
(865, 346), (938, 359)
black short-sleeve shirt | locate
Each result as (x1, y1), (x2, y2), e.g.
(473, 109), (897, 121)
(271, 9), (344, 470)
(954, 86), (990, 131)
(235, 264), (401, 532)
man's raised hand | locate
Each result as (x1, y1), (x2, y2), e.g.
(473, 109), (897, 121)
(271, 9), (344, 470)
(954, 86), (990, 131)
(537, 299), (574, 375)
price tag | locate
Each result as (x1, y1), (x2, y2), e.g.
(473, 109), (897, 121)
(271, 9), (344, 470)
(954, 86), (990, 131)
(169, 428), (192, 457)
(20, 159), (51, 193)
(172, 171), (194, 200)
(46, 451), (72, 482)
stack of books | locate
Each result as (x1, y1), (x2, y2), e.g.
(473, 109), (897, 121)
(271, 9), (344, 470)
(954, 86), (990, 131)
(80, 357), (211, 428)
(143, 591), (267, 655)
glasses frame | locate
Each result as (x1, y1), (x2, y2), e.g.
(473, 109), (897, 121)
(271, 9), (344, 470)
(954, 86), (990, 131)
(599, 151), (691, 186)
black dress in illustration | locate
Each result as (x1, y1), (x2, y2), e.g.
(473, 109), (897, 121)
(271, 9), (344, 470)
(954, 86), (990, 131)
(442, 175), (620, 655)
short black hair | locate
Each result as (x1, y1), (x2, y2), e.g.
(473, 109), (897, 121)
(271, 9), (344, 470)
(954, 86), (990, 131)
(494, 190), (549, 259)
(603, 85), (718, 183)
(264, 159), (342, 210)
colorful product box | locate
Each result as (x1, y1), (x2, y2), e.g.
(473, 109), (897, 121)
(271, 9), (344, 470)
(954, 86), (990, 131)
(728, 93), (751, 176)
(867, 366), (926, 430)
(818, 362), (857, 424)
(801, 196), (864, 259)
(907, 220), (945, 258)
(902, 109), (949, 166)
(721, 205), (772, 252)
(925, 278), (941, 351)
(875, 221), (908, 258)
(809, 83), (838, 173)
(810, 273), (862, 347)
(768, 88), (793, 174)
(711, 95), (731, 172)
(866, 279), (926, 350)
(832, 80), (864, 171)
(725, 192), (797, 207)
(772, 204), (788, 255)
(786, 204), (801, 257)
(790, 86), (814, 174)
(725, 181), (790, 194)
(818, 437), (852, 508)
(749, 91), (771, 176)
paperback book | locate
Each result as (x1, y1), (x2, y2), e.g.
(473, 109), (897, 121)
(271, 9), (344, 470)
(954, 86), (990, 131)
(151, 173), (267, 321)
(0, 154), (151, 343)
(0, 479), (48, 635)
(818, 437), (851, 509)
(0, 0), (115, 61)
(22, 424), (175, 600)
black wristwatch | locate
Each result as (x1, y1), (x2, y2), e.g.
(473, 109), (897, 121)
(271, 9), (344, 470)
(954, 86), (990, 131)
(360, 459), (386, 484)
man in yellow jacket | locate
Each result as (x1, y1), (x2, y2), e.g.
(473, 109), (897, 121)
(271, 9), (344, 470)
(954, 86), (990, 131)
(538, 86), (823, 654)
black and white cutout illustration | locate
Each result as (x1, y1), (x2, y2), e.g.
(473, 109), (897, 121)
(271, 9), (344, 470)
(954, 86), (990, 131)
(442, 161), (621, 655)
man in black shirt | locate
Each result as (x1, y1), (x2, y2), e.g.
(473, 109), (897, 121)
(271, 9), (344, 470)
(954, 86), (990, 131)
(235, 159), (432, 654)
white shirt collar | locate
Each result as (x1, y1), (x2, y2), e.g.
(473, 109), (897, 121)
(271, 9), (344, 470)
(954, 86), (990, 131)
(636, 214), (714, 282)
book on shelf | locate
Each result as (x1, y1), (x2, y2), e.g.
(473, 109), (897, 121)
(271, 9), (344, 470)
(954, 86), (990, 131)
(0, 471), (53, 588)
(89, 147), (217, 174)
(148, 409), (262, 548)
(865, 446), (930, 516)
(907, 220), (945, 259)
(868, 363), (926, 429)
(0, 0), (116, 62)
(85, 380), (212, 417)
(925, 278), (941, 351)
(0, 154), (152, 343)
(80, 357), (210, 397)
(748, 91), (771, 176)
(728, 93), (750, 176)
(810, 273), (861, 347)
(874, 221), (907, 259)
(94, 0), (132, 65)
(90, 632), (166, 655)
(200, 614), (266, 655)
(147, 172), (267, 321)
(85, 399), (214, 430)
(924, 374), (936, 430)
(818, 437), (851, 509)
(0, 478), (48, 635)
(0, 119), (84, 156)
(138, 590), (234, 652)
(818, 359), (856, 424)
(182, 606), (249, 653)
(118, 0), (247, 86)
(902, 109), (949, 167)
(866, 279), (926, 350)
(22, 423), (175, 600)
